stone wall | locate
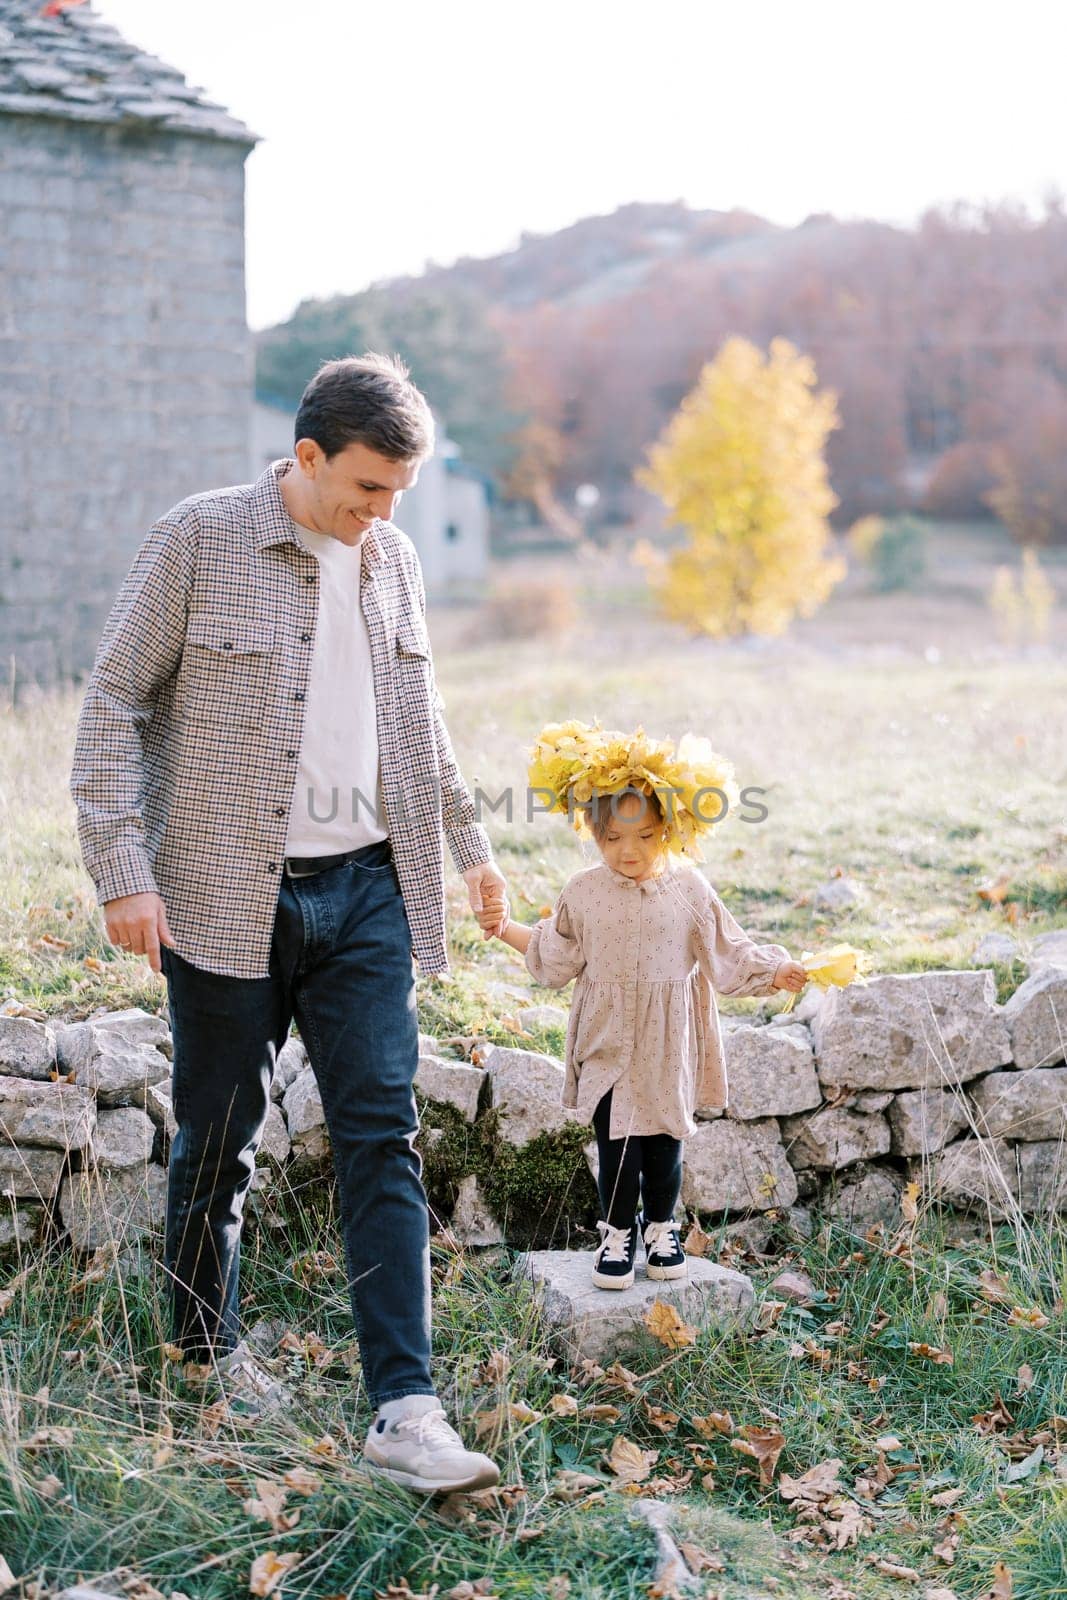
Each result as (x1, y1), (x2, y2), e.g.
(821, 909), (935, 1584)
(0, 117), (252, 686)
(1, 964), (1065, 1260)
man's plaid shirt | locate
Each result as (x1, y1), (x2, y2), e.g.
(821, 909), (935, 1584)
(70, 459), (493, 979)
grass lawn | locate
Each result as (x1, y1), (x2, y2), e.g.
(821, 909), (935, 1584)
(0, 519), (1065, 1595)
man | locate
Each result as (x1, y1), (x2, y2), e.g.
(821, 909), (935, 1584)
(70, 354), (510, 1494)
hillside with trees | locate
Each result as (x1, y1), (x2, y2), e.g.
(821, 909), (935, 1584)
(256, 197), (1067, 540)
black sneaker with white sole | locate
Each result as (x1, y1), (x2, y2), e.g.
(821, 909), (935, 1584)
(591, 1218), (639, 1289)
(641, 1215), (688, 1280)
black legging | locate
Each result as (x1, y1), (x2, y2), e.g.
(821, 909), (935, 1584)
(592, 1087), (683, 1229)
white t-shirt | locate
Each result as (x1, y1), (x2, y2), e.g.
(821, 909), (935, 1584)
(284, 516), (390, 857)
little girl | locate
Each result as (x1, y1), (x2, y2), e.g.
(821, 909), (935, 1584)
(481, 721), (807, 1291)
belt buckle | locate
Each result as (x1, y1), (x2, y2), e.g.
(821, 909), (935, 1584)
(284, 858), (318, 879)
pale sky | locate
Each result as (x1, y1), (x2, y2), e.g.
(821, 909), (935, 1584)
(92, 0), (1066, 330)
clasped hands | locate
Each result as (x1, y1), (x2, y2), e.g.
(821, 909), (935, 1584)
(461, 861), (510, 940)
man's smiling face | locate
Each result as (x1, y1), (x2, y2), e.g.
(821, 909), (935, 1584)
(291, 438), (421, 545)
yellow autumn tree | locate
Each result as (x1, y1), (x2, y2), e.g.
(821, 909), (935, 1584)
(635, 337), (846, 637)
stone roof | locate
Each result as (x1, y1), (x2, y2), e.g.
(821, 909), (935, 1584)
(0, 0), (256, 143)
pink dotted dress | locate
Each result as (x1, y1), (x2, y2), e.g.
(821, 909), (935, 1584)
(523, 860), (790, 1140)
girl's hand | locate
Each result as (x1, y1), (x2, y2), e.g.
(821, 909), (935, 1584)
(772, 960), (807, 993)
(476, 889), (509, 940)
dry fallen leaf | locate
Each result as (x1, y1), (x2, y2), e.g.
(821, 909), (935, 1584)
(0, 1556), (16, 1597)
(249, 1550), (302, 1597)
(908, 1341), (954, 1366)
(683, 1219), (713, 1257)
(930, 1486), (966, 1508)
(548, 1394), (579, 1418)
(582, 1403), (622, 1423)
(973, 1395), (1014, 1435)
(1014, 1363), (1035, 1396)
(473, 1400), (543, 1442)
(874, 1556), (920, 1581)
(780, 1458), (843, 1505)
(989, 1561), (1013, 1600)
(1006, 1306), (1050, 1330)
(477, 1349), (511, 1385)
(677, 1541), (724, 1575)
(730, 1425), (786, 1486)
(644, 1299), (697, 1350)
(550, 1469), (605, 1502)
(605, 1435), (658, 1485)
(691, 1410), (734, 1438)
(20, 1427), (75, 1453)
(978, 1267), (1013, 1304)
(282, 1467), (321, 1496)
(243, 1478), (300, 1533)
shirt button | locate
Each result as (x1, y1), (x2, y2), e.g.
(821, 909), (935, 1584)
(305, 574), (315, 584)
(222, 641), (234, 651)
(300, 632), (312, 643)
(266, 862), (278, 873)
(294, 691), (305, 702)
(285, 750), (296, 759)
(274, 806), (285, 817)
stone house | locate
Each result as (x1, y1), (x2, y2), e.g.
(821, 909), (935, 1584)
(0, 0), (256, 686)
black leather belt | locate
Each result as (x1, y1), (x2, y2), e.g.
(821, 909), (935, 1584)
(284, 840), (392, 878)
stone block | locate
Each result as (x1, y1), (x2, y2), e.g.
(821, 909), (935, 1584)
(722, 1023), (821, 1120)
(482, 1045), (572, 1146)
(415, 1053), (485, 1123)
(780, 1107), (891, 1170)
(812, 971), (1011, 1091)
(821, 1167), (902, 1233)
(519, 1249), (754, 1365)
(89, 1105), (155, 1169)
(923, 1137), (1018, 1220)
(54, 1022), (170, 1108)
(1003, 968), (1067, 1071)
(449, 1174), (503, 1247)
(0, 1016), (57, 1079)
(970, 1068), (1067, 1142)
(0, 1143), (66, 1201)
(59, 1161), (169, 1251)
(1015, 1141), (1067, 1212)
(271, 1034), (308, 1102)
(681, 1118), (798, 1213)
(888, 1088), (971, 1156)
(0, 1076), (95, 1151)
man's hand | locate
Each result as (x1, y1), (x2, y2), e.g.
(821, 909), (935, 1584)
(461, 861), (509, 940)
(103, 892), (176, 974)
(772, 960), (807, 994)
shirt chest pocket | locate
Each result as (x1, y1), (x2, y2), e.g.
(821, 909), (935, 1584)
(182, 612), (277, 725)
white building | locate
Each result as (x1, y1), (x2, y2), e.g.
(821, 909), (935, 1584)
(250, 398), (490, 595)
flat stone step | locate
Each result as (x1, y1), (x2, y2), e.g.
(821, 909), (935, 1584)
(517, 1248), (754, 1365)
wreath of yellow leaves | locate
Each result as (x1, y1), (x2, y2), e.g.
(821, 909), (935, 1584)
(527, 718), (741, 861)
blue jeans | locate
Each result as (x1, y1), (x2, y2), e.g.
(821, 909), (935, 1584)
(160, 836), (434, 1409)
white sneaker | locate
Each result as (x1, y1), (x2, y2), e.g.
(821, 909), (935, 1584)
(215, 1339), (294, 1419)
(363, 1400), (501, 1493)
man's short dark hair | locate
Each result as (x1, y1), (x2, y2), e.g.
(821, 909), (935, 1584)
(294, 352), (435, 461)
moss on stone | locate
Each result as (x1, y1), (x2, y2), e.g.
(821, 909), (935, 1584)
(414, 1090), (481, 1218)
(477, 1112), (599, 1249)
